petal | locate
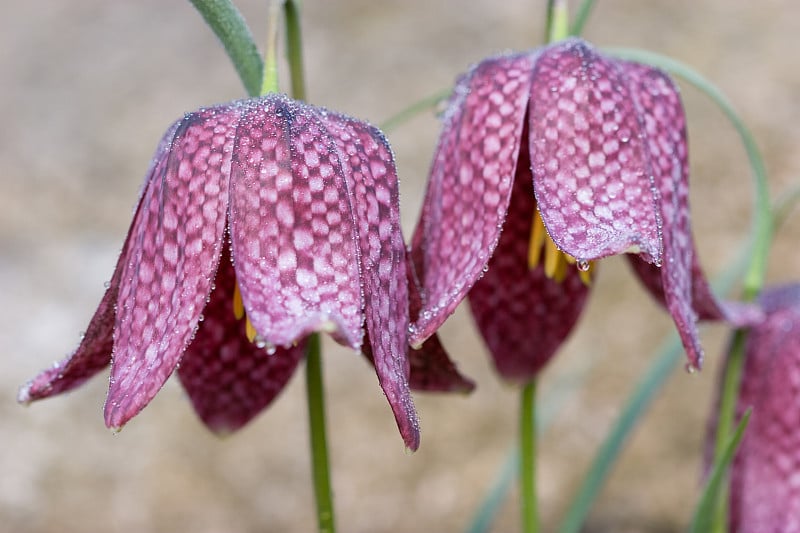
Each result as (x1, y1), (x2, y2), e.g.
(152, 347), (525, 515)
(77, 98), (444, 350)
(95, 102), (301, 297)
(727, 290), (800, 531)
(529, 39), (661, 263)
(468, 142), (590, 382)
(627, 255), (764, 327)
(229, 95), (363, 350)
(19, 121), (180, 404)
(410, 52), (536, 345)
(325, 114), (421, 451)
(105, 106), (239, 429)
(621, 62), (705, 368)
(177, 245), (303, 434)
(362, 257), (475, 394)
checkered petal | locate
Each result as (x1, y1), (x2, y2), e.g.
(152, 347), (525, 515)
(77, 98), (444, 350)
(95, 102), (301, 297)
(18, 121), (181, 404)
(409, 52), (536, 346)
(105, 106), (239, 429)
(178, 245), (303, 434)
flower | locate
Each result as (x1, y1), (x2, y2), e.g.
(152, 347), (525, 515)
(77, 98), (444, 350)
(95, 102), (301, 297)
(18, 93), (470, 451)
(409, 38), (758, 381)
(707, 284), (800, 532)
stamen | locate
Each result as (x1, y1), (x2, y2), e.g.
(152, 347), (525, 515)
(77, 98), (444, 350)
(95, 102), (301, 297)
(544, 237), (563, 279)
(528, 210), (547, 269)
(528, 209), (594, 286)
(245, 317), (257, 343)
(233, 284), (245, 320)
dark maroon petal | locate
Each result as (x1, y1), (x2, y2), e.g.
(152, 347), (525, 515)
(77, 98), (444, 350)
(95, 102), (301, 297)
(177, 245), (303, 434)
(19, 121), (180, 404)
(529, 39), (661, 264)
(105, 106), (239, 429)
(410, 52), (536, 346)
(621, 61), (706, 368)
(723, 286), (800, 531)
(627, 255), (764, 327)
(229, 95), (363, 351)
(404, 256), (474, 392)
(325, 114), (420, 451)
(468, 144), (590, 382)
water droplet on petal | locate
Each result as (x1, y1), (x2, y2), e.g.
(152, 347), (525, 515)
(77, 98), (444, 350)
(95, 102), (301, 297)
(577, 260), (590, 272)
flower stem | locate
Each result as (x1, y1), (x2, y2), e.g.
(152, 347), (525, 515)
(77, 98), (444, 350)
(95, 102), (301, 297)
(259, 0), (282, 96)
(305, 333), (336, 533)
(709, 330), (746, 533)
(283, 0), (307, 101)
(280, 4), (331, 530)
(520, 380), (539, 533)
(545, 0), (569, 43)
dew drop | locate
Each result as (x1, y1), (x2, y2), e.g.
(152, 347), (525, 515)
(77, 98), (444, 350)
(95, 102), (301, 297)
(103, 280), (111, 289)
(685, 362), (698, 374)
(577, 260), (590, 272)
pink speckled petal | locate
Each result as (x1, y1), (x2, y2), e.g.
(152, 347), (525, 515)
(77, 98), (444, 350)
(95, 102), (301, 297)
(529, 39), (661, 264)
(627, 255), (764, 327)
(623, 62), (703, 368)
(105, 106), (239, 429)
(229, 95), (363, 351)
(409, 52), (536, 346)
(178, 246), (303, 434)
(325, 114), (420, 450)
(363, 257), (475, 394)
(468, 145), (590, 382)
(19, 121), (179, 404)
(715, 285), (800, 532)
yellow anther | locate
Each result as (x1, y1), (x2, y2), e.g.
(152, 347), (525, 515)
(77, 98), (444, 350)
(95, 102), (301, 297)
(529, 209), (594, 286)
(528, 210), (547, 269)
(245, 317), (257, 342)
(233, 284), (245, 320)
(544, 237), (563, 280)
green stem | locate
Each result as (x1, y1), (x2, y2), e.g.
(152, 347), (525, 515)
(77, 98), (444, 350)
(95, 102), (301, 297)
(188, 0), (264, 97)
(305, 334), (336, 533)
(283, 0), (307, 101)
(280, 5), (331, 531)
(710, 331), (747, 533)
(260, 0), (282, 96)
(520, 380), (539, 533)
(545, 0), (569, 43)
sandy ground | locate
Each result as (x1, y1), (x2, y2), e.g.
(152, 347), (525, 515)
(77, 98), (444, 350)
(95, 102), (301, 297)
(2, 1), (799, 532)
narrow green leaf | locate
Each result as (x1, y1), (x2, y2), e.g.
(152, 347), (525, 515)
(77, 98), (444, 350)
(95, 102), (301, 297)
(569, 0), (596, 36)
(188, 0), (264, 97)
(379, 89), (452, 133)
(689, 410), (751, 533)
(557, 336), (682, 533)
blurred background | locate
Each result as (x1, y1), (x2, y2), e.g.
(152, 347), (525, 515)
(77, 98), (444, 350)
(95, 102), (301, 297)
(2, 1), (799, 531)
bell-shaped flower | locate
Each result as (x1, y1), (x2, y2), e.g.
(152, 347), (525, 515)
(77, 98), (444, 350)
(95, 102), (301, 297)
(707, 284), (800, 532)
(18, 93), (471, 450)
(409, 38), (758, 381)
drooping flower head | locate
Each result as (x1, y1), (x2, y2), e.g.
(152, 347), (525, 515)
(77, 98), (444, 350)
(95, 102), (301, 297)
(19, 93), (471, 451)
(410, 38), (758, 381)
(707, 284), (800, 532)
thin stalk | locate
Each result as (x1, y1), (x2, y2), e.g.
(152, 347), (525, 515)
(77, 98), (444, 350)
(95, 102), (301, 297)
(710, 330), (746, 533)
(569, 0), (596, 36)
(283, 0), (307, 101)
(545, 0), (569, 43)
(188, 0), (263, 97)
(305, 334), (336, 533)
(520, 380), (539, 533)
(259, 0), (282, 96)
(281, 5), (331, 531)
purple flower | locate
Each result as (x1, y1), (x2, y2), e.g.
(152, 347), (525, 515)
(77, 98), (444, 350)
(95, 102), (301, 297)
(18, 93), (472, 451)
(708, 284), (800, 532)
(409, 38), (758, 381)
